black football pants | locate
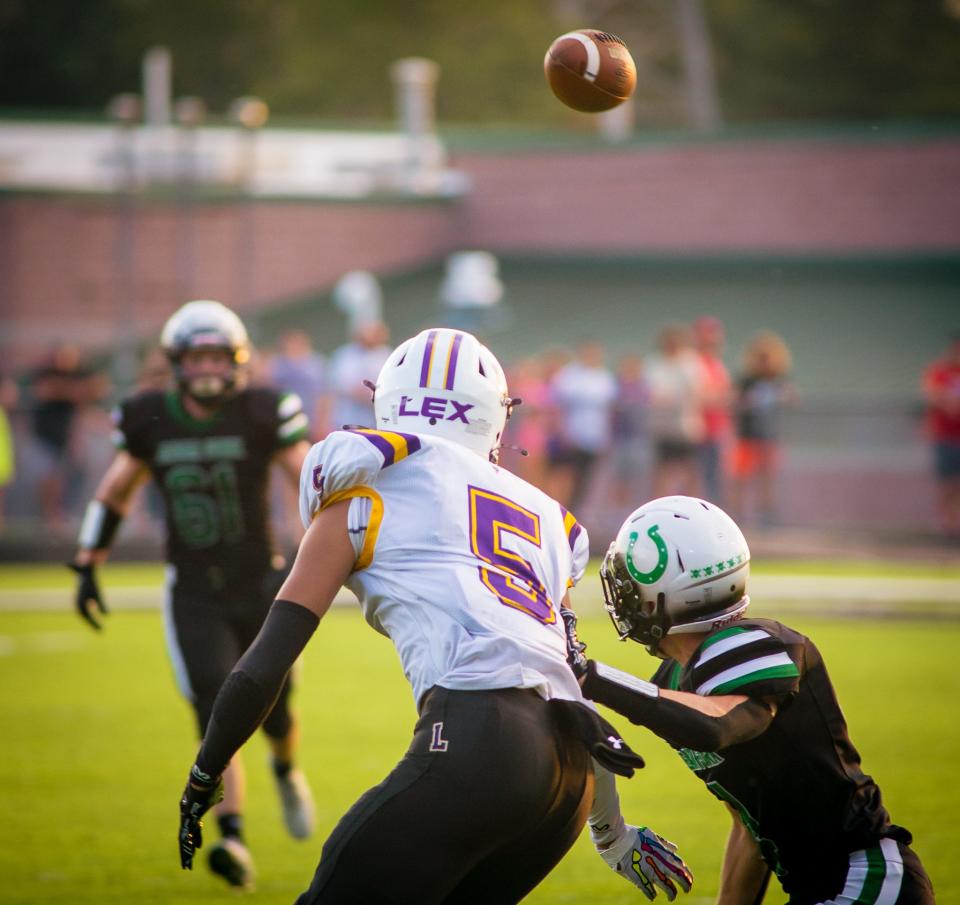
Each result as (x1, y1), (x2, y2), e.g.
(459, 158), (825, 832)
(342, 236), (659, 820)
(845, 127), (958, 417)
(163, 569), (294, 740)
(296, 686), (595, 905)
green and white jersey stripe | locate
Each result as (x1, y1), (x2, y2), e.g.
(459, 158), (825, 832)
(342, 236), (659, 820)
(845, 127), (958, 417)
(696, 627), (771, 666)
(695, 651), (799, 695)
(278, 393), (304, 420)
(276, 392), (309, 444)
(818, 838), (904, 905)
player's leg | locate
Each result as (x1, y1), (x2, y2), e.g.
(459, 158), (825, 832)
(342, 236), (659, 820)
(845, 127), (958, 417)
(811, 840), (935, 905)
(294, 687), (592, 905)
(262, 673), (315, 839)
(444, 731), (594, 905)
(163, 573), (254, 888)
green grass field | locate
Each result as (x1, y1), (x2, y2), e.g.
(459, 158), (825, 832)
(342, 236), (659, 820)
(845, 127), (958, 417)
(0, 565), (957, 904)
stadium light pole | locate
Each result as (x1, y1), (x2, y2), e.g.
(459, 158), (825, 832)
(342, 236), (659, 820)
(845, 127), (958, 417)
(390, 58), (440, 192)
(674, 0), (723, 132)
(173, 96), (206, 299)
(107, 92), (142, 397)
(228, 97), (269, 320)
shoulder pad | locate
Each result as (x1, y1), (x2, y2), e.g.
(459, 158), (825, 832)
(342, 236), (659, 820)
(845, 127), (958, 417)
(243, 387), (310, 447)
(298, 429), (422, 527)
(690, 624), (801, 699)
(114, 391), (165, 456)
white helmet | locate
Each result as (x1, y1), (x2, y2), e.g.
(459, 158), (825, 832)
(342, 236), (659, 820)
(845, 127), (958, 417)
(600, 496), (751, 655)
(160, 300), (250, 403)
(373, 327), (513, 461)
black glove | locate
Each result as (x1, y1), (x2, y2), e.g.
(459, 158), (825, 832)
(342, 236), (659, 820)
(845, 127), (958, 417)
(560, 606), (588, 679)
(178, 764), (224, 870)
(68, 562), (108, 631)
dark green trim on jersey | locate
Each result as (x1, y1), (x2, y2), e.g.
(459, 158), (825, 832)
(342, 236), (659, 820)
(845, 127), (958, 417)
(164, 391), (225, 432)
(666, 661), (682, 691)
(709, 662), (801, 696)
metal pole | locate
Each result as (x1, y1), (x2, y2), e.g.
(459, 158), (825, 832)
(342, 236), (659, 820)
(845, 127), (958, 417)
(107, 93), (142, 397)
(675, 0), (723, 132)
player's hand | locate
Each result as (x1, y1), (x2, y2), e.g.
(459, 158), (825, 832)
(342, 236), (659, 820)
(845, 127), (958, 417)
(560, 606), (588, 680)
(594, 824), (693, 901)
(68, 562), (108, 631)
(178, 765), (224, 870)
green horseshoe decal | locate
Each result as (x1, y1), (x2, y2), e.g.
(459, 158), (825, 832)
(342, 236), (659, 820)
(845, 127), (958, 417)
(624, 524), (669, 585)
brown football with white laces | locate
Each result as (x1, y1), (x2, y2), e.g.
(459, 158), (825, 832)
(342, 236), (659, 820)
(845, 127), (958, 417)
(544, 29), (637, 113)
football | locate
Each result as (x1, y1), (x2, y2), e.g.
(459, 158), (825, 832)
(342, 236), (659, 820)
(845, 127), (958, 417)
(543, 28), (637, 113)
(544, 29), (637, 113)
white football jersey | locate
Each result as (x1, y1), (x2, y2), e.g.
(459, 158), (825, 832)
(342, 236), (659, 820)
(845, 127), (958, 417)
(299, 429), (591, 707)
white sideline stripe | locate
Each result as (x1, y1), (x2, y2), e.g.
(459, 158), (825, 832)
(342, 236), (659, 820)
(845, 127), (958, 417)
(695, 652), (794, 695)
(0, 586), (358, 611)
(0, 631), (89, 656)
(696, 628), (770, 666)
(557, 31), (601, 81)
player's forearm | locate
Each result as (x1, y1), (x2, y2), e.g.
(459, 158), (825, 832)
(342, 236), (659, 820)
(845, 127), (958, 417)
(73, 500), (124, 566)
(74, 455), (148, 563)
(580, 660), (772, 751)
(587, 760), (626, 847)
(194, 599), (320, 778)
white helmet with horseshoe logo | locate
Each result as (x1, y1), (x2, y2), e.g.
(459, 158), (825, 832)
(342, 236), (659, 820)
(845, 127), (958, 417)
(599, 496), (751, 655)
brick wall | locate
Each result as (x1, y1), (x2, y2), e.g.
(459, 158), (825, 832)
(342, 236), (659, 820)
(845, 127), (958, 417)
(3, 133), (959, 370)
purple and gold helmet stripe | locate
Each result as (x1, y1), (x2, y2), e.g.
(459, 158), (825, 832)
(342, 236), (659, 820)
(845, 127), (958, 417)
(419, 330), (438, 387)
(348, 429), (422, 468)
(443, 332), (463, 390)
(561, 506), (583, 551)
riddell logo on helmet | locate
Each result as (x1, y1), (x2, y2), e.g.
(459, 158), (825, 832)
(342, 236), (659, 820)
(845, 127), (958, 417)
(711, 611), (745, 631)
(398, 395), (474, 423)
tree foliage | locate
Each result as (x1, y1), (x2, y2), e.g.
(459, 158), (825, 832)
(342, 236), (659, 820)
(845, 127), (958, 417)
(1, 0), (959, 124)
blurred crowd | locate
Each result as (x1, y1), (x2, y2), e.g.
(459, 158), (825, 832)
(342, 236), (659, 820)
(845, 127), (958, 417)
(504, 319), (796, 532)
(4, 317), (959, 544)
(0, 316), (805, 542)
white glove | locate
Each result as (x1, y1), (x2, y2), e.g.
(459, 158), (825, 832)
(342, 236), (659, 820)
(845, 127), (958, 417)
(592, 824), (694, 901)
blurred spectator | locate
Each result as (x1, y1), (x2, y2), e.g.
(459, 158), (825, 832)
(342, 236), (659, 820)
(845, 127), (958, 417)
(269, 329), (328, 440)
(730, 330), (797, 527)
(693, 316), (733, 504)
(608, 353), (651, 511)
(547, 340), (617, 516)
(922, 332), (960, 537)
(327, 320), (391, 430)
(506, 356), (551, 489)
(28, 344), (108, 532)
(0, 372), (18, 531)
(645, 325), (705, 499)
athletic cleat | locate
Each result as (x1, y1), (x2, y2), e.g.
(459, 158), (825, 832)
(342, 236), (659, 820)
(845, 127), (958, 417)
(208, 837), (255, 891)
(274, 767), (316, 839)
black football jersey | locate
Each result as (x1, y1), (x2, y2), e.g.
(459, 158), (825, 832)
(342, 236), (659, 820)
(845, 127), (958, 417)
(651, 617), (909, 900)
(115, 388), (308, 584)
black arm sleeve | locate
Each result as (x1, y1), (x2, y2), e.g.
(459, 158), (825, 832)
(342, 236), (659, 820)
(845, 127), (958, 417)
(580, 659), (774, 751)
(194, 599), (320, 778)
